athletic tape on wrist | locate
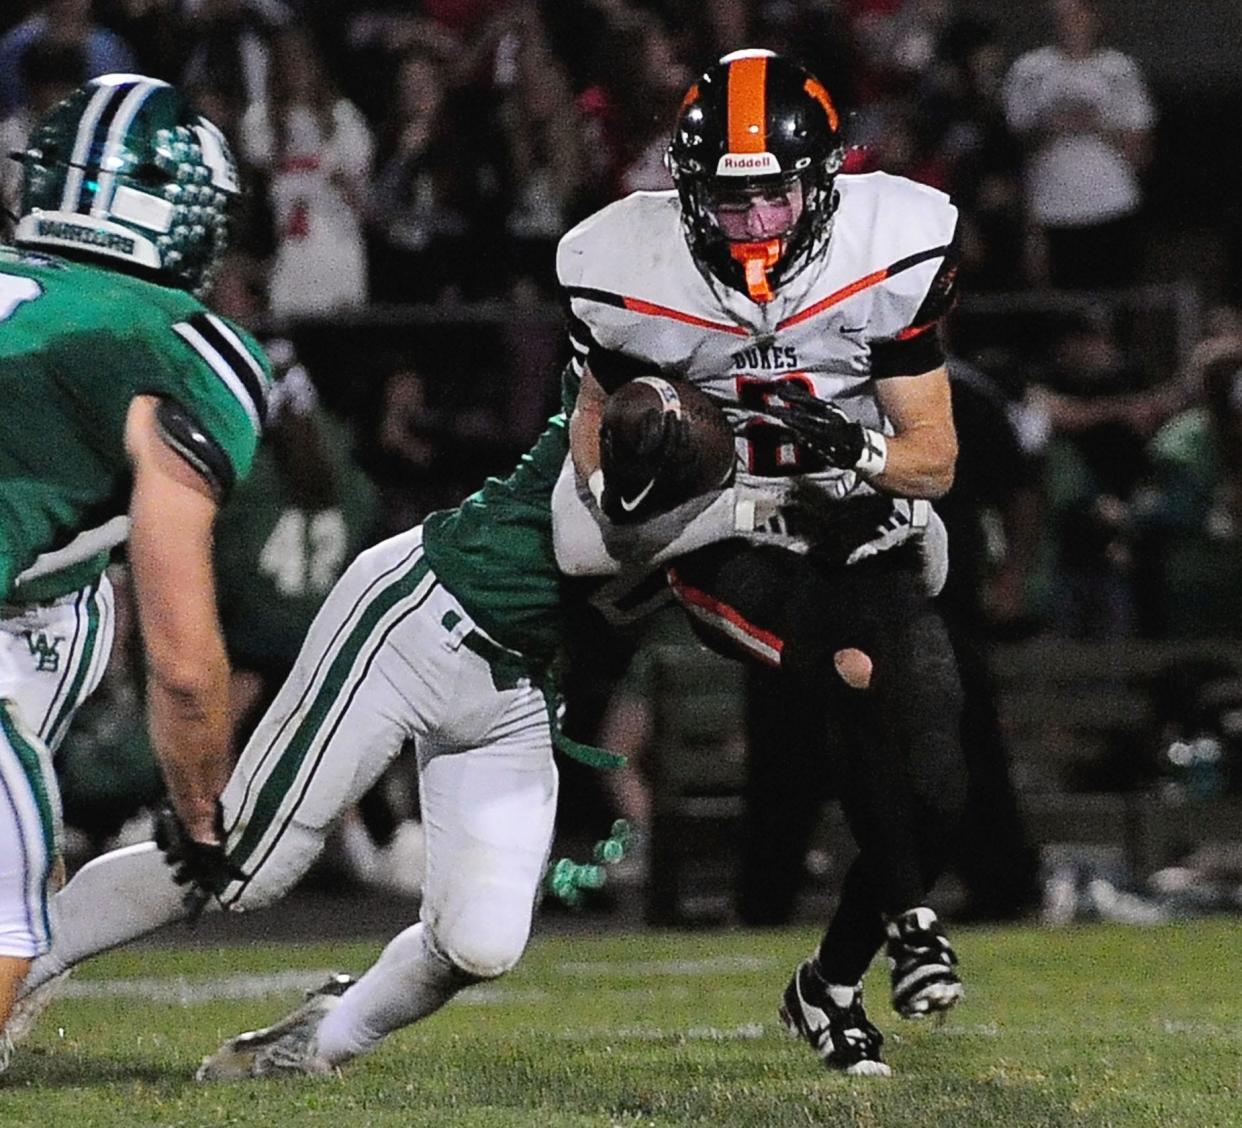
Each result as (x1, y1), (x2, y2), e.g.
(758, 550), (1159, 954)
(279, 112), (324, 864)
(855, 429), (888, 478)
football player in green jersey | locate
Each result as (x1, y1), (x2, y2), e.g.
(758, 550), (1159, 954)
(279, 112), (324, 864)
(15, 411), (587, 1077)
(0, 73), (271, 1034)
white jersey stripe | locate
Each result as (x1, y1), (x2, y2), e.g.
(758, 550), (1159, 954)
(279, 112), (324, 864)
(172, 322), (263, 433)
(204, 313), (268, 392)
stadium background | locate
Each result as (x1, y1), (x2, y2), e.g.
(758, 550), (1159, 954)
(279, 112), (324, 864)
(3, 0), (1242, 934)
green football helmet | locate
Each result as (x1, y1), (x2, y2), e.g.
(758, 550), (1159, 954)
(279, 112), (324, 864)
(13, 73), (240, 295)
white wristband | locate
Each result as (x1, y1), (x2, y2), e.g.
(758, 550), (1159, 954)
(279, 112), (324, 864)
(587, 468), (605, 507)
(855, 429), (888, 478)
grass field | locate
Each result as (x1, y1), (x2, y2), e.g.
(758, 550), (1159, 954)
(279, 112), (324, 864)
(0, 919), (1239, 1127)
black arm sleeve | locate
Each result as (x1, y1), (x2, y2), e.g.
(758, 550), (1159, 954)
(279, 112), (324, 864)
(154, 398), (237, 502)
(871, 223), (961, 380)
(566, 307), (656, 393)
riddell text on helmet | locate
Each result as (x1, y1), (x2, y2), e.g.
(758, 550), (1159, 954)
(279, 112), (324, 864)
(717, 153), (781, 175)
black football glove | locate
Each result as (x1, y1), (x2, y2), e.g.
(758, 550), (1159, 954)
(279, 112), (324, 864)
(154, 803), (245, 922)
(762, 382), (868, 469)
(599, 405), (692, 524)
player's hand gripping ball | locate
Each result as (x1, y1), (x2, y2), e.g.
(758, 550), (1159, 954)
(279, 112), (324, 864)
(598, 375), (735, 523)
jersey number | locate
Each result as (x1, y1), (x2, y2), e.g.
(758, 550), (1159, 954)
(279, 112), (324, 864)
(258, 509), (348, 597)
(0, 274), (43, 321)
(735, 373), (826, 476)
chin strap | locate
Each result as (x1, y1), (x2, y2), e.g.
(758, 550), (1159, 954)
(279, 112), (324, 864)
(728, 239), (783, 302)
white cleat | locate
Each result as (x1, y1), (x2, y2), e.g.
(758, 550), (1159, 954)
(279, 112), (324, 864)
(900, 977), (965, 1018)
(196, 974), (354, 1081)
(846, 1058), (894, 1077)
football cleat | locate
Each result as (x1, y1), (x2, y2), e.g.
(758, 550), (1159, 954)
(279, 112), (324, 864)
(0, 969), (72, 1074)
(195, 973), (355, 1081)
(886, 906), (964, 1018)
(779, 958), (891, 1076)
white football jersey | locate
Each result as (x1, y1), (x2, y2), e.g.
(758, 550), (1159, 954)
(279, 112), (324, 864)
(558, 171), (958, 502)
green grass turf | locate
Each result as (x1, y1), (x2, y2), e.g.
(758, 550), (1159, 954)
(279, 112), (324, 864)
(1, 920), (1239, 1127)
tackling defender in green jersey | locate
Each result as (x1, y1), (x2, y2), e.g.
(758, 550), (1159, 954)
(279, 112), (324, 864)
(0, 73), (269, 1038)
(17, 411), (593, 1077)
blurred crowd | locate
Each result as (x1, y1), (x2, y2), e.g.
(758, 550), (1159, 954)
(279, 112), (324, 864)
(4, 0), (1242, 917)
(0, 0), (1166, 308)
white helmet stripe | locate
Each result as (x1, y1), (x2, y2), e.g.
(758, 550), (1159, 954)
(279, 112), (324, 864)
(60, 82), (120, 210)
(92, 79), (166, 218)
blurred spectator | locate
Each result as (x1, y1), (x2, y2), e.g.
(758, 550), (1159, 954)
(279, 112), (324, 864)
(358, 364), (506, 538)
(181, 0), (290, 113)
(366, 46), (506, 302)
(0, 0), (134, 114)
(1135, 343), (1242, 637)
(93, 0), (186, 80)
(839, 0), (948, 142)
(576, 11), (689, 204)
(615, 17), (689, 196)
(0, 38), (86, 241)
(497, 12), (588, 293)
(677, 0), (754, 73)
(918, 14), (1025, 290)
(935, 357), (1043, 920)
(239, 27), (373, 315)
(1032, 310), (1178, 636)
(1002, 0), (1155, 290)
(855, 107), (951, 191)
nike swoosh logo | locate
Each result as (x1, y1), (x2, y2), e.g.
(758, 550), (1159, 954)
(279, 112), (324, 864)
(619, 479), (656, 513)
(839, 324), (866, 334)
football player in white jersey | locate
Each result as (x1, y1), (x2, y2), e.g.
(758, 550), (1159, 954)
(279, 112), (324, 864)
(557, 49), (968, 1076)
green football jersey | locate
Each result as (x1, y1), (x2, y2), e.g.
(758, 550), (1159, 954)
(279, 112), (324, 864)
(422, 415), (571, 662)
(0, 246), (271, 602)
(214, 413), (377, 674)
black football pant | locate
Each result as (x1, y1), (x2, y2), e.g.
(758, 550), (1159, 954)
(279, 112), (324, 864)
(669, 540), (967, 985)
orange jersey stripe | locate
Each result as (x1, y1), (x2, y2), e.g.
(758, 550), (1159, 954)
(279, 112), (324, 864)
(622, 296), (750, 336)
(727, 54), (768, 154)
(895, 320), (936, 341)
(777, 268), (889, 331)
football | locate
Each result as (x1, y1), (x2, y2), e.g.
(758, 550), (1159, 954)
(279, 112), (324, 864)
(601, 374), (736, 512)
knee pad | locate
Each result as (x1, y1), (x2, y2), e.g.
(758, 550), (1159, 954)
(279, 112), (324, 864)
(429, 887), (534, 980)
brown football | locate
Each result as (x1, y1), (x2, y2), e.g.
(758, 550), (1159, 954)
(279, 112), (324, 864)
(602, 374), (736, 503)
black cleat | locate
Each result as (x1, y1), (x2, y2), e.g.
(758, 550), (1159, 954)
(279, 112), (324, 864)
(886, 907), (964, 1018)
(779, 958), (891, 1076)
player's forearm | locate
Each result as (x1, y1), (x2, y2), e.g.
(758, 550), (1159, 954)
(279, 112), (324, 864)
(868, 425), (957, 499)
(569, 369), (607, 481)
(146, 647), (232, 842)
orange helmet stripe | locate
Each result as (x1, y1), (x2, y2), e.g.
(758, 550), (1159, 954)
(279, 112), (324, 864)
(726, 54), (767, 154)
(679, 81), (700, 113)
(803, 77), (839, 132)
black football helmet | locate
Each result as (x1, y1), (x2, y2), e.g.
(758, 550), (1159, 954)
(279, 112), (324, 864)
(667, 49), (845, 303)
